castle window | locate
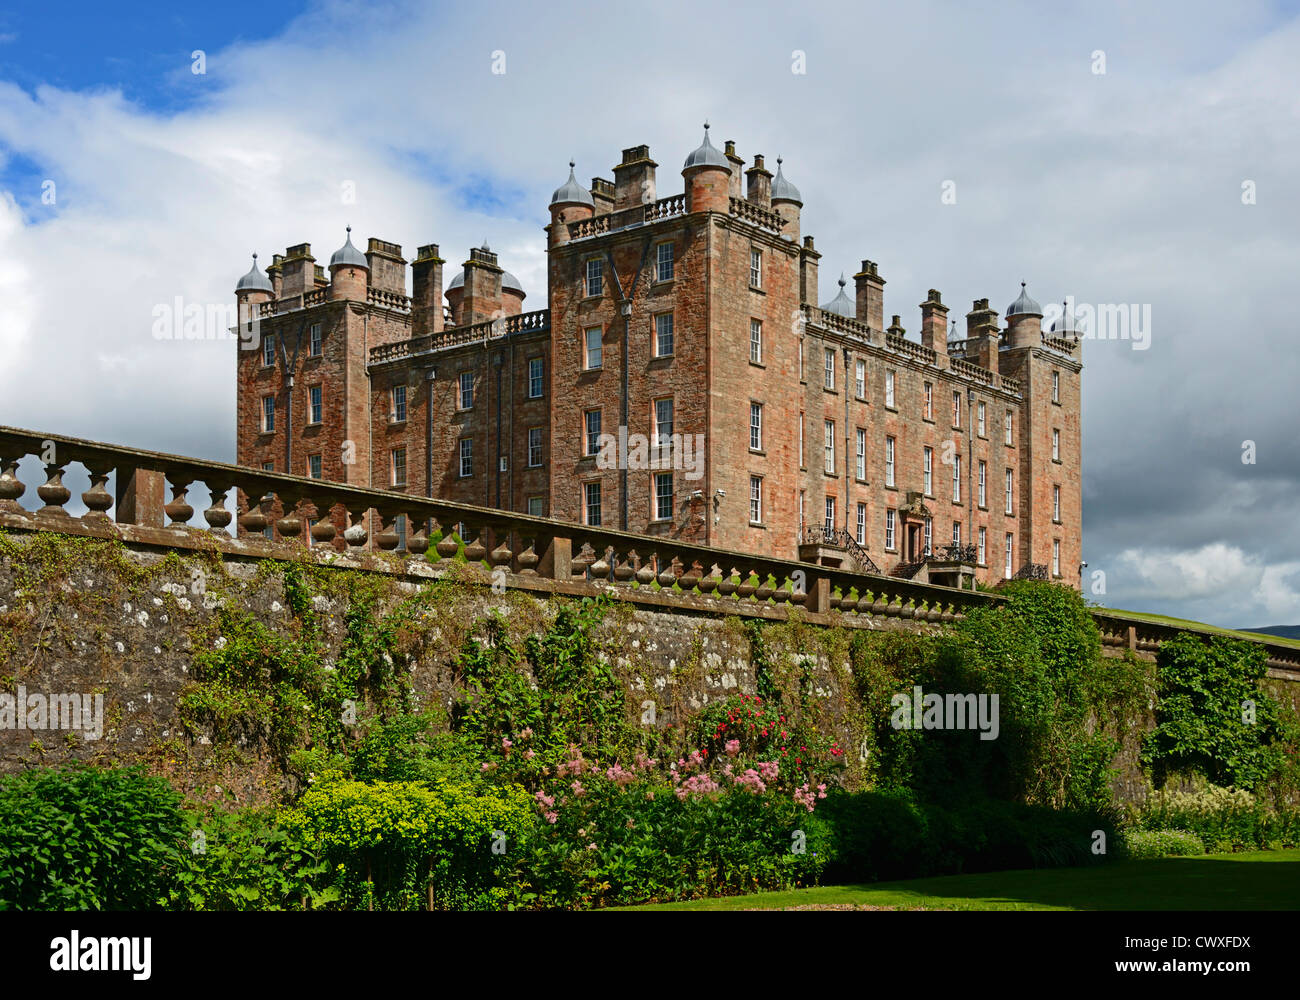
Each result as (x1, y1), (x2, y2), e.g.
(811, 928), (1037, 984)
(656, 242), (674, 282)
(924, 517), (932, 555)
(458, 371), (474, 409)
(1053, 539), (1061, 576)
(977, 401), (986, 437)
(528, 427), (543, 468)
(924, 382), (933, 420)
(750, 402), (763, 451)
(885, 436), (895, 487)
(855, 359), (866, 399)
(1052, 370), (1060, 403)
(1052, 428), (1060, 461)
(855, 503), (867, 546)
(824, 420), (836, 475)
(654, 398), (674, 449)
(527, 496), (544, 517)
(528, 357), (544, 398)
(798, 337), (805, 381)
(586, 258), (603, 297)
(585, 327), (602, 369)
(391, 384), (407, 422)
(584, 481), (602, 526)
(309, 323), (322, 357)
(952, 521), (962, 547)
(261, 395), (275, 433)
(750, 319), (762, 364)
(824, 348), (835, 390)
(1005, 469), (1014, 514)
(1005, 533), (1014, 579)
(749, 249), (762, 288)
(308, 454), (322, 480)
(1053, 484), (1061, 522)
(458, 438), (473, 478)
(885, 370), (895, 408)
(585, 409), (602, 456)
(391, 447), (407, 488)
(952, 390), (962, 428)
(261, 461), (274, 472)
(749, 476), (762, 524)
(952, 454), (962, 503)
(1005, 409), (1014, 446)
(798, 489), (805, 531)
(309, 385), (323, 424)
(924, 447), (933, 496)
(978, 460), (987, 507)
(824, 496), (836, 533)
(855, 428), (866, 480)
(978, 526), (987, 565)
(262, 334), (275, 368)
(654, 472), (673, 521)
(885, 509), (896, 551)
(655, 313), (674, 357)
(798, 413), (805, 467)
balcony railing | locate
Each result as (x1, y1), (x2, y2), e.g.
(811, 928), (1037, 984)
(2, 424), (1299, 674)
(0, 425), (995, 627)
(1015, 563), (1049, 580)
(798, 525), (881, 575)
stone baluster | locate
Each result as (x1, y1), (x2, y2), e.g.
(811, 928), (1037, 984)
(37, 461), (72, 517)
(487, 527), (513, 571)
(342, 507), (369, 550)
(201, 480), (234, 534)
(516, 537), (539, 575)
(656, 555), (680, 589)
(405, 513), (430, 558)
(237, 492), (272, 537)
(80, 461), (115, 524)
(462, 521), (488, 564)
(274, 492), (305, 544)
(571, 541), (595, 581)
(717, 566), (739, 598)
(613, 549), (637, 585)
(0, 454), (26, 515)
(433, 519), (460, 560)
(162, 477), (195, 528)
(635, 551), (657, 586)
(374, 508), (402, 551)
(735, 569), (757, 600)
(698, 562), (722, 597)
(678, 559), (702, 594)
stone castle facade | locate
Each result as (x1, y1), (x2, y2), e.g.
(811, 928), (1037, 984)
(234, 128), (1083, 588)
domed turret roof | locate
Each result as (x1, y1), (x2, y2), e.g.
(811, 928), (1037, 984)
(329, 226), (368, 269)
(770, 157), (802, 205)
(1006, 281), (1041, 317)
(235, 253), (273, 293)
(550, 161), (594, 207)
(502, 270), (525, 295)
(1050, 301), (1083, 335)
(821, 274), (855, 318)
(682, 123), (730, 171)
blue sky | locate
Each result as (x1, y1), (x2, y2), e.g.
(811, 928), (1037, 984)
(2, 0), (1299, 628)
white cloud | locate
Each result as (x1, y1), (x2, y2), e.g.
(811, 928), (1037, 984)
(1, 0), (1299, 624)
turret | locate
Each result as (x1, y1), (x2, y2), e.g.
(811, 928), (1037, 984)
(548, 161), (595, 249)
(682, 124), (731, 214)
(770, 157), (802, 242)
(1005, 282), (1042, 349)
(234, 253), (273, 329)
(327, 226), (368, 301)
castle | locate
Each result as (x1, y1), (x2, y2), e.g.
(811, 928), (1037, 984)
(234, 127), (1082, 588)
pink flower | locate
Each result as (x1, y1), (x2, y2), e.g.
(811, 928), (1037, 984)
(519, 727), (533, 740)
(502, 737), (513, 751)
(724, 739), (741, 757)
(524, 749), (536, 760)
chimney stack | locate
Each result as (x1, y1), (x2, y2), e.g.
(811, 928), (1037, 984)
(854, 260), (885, 330)
(411, 244), (445, 337)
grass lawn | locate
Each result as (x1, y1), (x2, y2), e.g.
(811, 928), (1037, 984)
(1097, 607), (1300, 650)
(616, 849), (1300, 910)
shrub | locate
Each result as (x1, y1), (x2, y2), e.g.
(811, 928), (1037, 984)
(282, 772), (534, 910)
(1123, 829), (1204, 860)
(1131, 784), (1300, 852)
(0, 765), (186, 910)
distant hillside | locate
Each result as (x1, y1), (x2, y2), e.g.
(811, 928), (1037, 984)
(1238, 625), (1300, 641)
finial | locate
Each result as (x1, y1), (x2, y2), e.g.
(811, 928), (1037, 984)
(838, 272), (846, 289)
(346, 225), (352, 235)
(1021, 280), (1026, 289)
(777, 155), (783, 167)
(569, 159), (575, 170)
(252, 253), (258, 263)
(703, 120), (710, 133)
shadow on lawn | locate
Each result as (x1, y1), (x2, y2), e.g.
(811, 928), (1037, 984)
(859, 854), (1300, 911)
